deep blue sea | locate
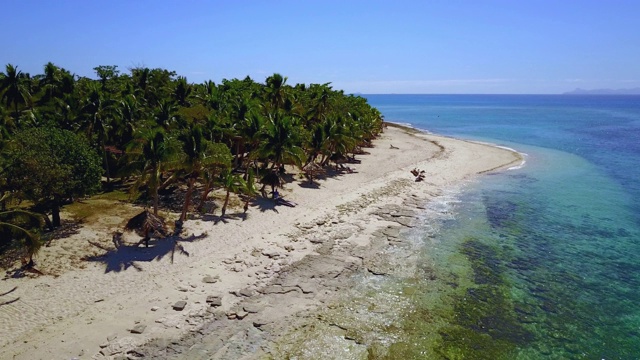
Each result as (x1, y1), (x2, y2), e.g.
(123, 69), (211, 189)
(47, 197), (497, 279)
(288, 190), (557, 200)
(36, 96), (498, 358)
(364, 94), (640, 359)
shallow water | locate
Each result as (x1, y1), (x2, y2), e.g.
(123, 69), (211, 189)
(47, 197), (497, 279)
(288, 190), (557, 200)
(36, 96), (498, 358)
(362, 95), (640, 359)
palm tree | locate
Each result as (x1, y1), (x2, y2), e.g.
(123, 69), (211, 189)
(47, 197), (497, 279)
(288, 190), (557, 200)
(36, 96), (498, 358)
(239, 168), (258, 211)
(173, 76), (192, 107)
(0, 105), (16, 148)
(153, 99), (178, 130)
(39, 62), (63, 103)
(51, 93), (79, 131)
(79, 83), (116, 183)
(177, 125), (232, 222)
(114, 94), (142, 149)
(305, 82), (333, 126)
(0, 64), (31, 119)
(255, 111), (306, 170)
(218, 169), (246, 217)
(265, 73), (288, 111)
(321, 115), (357, 166)
(0, 209), (45, 265)
(93, 65), (119, 92)
(123, 128), (182, 215)
(131, 67), (152, 101)
(305, 122), (329, 165)
(237, 110), (264, 171)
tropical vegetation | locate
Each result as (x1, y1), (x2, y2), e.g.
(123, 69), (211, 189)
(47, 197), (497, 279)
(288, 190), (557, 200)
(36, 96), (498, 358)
(0, 62), (383, 265)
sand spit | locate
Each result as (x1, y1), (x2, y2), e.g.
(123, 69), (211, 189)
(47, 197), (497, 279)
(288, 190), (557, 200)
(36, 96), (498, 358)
(0, 126), (521, 359)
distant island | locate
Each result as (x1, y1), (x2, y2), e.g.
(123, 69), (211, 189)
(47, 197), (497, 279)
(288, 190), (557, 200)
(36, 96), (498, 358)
(563, 88), (640, 95)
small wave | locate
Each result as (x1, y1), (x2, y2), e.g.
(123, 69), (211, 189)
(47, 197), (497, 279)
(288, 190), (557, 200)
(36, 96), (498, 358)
(508, 158), (527, 170)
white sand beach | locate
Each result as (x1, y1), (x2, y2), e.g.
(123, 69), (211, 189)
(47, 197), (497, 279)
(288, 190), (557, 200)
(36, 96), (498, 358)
(0, 126), (522, 359)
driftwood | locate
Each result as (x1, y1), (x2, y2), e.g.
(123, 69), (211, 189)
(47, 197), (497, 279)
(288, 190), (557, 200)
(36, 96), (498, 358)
(411, 168), (426, 182)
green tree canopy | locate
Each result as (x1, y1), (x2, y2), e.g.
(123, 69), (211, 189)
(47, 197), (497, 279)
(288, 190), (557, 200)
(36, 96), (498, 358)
(4, 127), (102, 227)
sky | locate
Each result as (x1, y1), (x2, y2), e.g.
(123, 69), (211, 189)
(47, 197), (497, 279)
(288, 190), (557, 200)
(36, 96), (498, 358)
(3, 0), (640, 94)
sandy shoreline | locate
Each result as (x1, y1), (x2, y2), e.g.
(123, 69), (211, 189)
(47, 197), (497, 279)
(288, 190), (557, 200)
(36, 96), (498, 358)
(0, 125), (522, 359)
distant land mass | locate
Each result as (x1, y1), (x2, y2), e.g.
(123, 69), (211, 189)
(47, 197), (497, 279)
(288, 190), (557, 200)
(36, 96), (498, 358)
(563, 87), (640, 95)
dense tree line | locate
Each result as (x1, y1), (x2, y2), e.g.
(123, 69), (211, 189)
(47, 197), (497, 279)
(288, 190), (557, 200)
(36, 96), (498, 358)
(0, 62), (383, 263)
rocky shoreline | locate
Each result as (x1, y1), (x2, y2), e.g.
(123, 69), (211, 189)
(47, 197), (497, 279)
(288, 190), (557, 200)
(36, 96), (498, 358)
(134, 182), (442, 359)
(0, 126), (521, 360)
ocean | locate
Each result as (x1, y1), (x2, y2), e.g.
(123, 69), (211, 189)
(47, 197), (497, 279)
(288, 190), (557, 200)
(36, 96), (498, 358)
(363, 95), (640, 359)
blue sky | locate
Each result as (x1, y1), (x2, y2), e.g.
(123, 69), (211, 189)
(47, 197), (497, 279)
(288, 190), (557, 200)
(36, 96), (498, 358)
(3, 0), (639, 94)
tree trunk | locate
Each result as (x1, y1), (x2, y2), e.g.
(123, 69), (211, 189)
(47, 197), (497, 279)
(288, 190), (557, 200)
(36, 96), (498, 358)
(152, 167), (160, 215)
(41, 212), (54, 231)
(153, 186), (159, 216)
(52, 203), (61, 228)
(198, 181), (212, 213)
(102, 144), (111, 185)
(180, 177), (195, 222)
(221, 191), (230, 217)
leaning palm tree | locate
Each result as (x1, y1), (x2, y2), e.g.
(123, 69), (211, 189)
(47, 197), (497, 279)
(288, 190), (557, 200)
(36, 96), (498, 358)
(122, 128), (182, 215)
(0, 209), (44, 265)
(218, 169), (246, 217)
(177, 125), (232, 222)
(238, 168), (258, 211)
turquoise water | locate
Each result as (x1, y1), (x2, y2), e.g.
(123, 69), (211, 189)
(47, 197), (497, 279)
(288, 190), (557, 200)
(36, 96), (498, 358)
(365, 95), (640, 359)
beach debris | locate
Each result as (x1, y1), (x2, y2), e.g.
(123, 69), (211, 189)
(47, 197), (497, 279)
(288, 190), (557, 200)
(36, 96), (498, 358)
(259, 170), (283, 196)
(172, 301), (187, 311)
(411, 168), (426, 182)
(124, 209), (168, 247)
(390, 144), (399, 149)
(302, 161), (324, 183)
(151, 306), (159, 311)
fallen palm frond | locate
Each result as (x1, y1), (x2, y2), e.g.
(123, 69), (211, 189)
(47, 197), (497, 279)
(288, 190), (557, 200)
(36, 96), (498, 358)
(302, 162), (324, 183)
(124, 209), (168, 238)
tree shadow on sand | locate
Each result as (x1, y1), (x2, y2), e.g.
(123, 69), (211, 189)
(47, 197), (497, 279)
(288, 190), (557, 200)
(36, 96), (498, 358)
(84, 233), (207, 273)
(252, 197), (279, 213)
(298, 181), (321, 189)
(199, 211), (248, 224)
(0, 286), (19, 306)
(296, 166), (358, 189)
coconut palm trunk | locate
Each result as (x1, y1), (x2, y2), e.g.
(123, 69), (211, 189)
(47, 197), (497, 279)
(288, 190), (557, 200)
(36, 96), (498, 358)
(221, 189), (231, 217)
(180, 176), (196, 222)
